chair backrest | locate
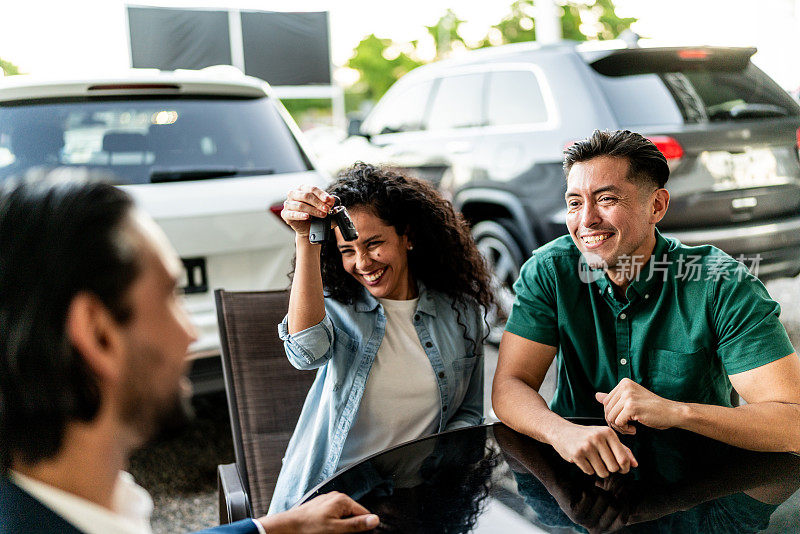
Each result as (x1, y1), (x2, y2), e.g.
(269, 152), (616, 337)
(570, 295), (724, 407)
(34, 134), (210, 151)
(215, 289), (316, 517)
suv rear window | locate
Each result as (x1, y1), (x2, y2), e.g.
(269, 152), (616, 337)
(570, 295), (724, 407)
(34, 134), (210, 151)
(587, 52), (800, 127)
(0, 96), (311, 184)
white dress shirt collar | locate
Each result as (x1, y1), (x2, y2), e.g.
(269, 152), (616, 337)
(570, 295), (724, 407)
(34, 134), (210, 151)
(10, 470), (153, 534)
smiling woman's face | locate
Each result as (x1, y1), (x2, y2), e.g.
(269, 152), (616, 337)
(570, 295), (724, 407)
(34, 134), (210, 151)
(335, 207), (416, 300)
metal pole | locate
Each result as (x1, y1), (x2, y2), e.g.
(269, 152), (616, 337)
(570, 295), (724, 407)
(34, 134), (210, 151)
(228, 9), (246, 73)
(536, 0), (562, 44)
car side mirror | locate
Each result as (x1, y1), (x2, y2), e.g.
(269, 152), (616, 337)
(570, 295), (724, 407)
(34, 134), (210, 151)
(347, 117), (365, 138)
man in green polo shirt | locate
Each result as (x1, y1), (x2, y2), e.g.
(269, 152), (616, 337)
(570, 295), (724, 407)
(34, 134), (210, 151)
(492, 129), (800, 478)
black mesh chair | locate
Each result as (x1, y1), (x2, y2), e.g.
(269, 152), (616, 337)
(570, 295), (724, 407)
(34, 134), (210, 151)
(215, 289), (316, 523)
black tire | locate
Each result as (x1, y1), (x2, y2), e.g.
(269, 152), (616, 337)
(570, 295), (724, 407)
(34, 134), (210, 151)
(472, 219), (526, 345)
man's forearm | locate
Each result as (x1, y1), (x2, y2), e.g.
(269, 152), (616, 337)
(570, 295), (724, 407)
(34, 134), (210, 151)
(675, 400), (800, 453)
(492, 375), (577, 446)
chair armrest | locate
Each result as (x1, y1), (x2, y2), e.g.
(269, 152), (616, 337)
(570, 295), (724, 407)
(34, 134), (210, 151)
(217, 463), (251, 524)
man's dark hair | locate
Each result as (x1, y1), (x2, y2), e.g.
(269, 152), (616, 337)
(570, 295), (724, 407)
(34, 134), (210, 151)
(0, 180), (139, 474)
(563, 129), (670, 189)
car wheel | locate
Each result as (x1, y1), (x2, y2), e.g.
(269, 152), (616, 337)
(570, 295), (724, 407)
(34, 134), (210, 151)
(472, 219), (526, 345)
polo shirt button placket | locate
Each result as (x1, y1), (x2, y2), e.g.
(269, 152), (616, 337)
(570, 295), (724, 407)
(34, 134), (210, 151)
(616, 311), (631, 379)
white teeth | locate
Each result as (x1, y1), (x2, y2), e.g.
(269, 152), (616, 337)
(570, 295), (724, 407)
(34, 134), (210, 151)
(582, 234), (610, 245)
(363, 268), (385, 282)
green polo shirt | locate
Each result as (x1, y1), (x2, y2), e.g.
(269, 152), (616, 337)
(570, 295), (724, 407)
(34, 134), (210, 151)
(506, 229), (795, 418)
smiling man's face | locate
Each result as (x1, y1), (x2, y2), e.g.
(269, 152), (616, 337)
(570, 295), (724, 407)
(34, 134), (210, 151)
(565, 156), (665, 276)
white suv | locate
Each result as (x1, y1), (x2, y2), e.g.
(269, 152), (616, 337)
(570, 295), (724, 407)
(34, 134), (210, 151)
(0, 69), (328, 391)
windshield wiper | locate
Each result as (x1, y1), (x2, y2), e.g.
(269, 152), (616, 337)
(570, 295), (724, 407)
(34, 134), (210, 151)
(708, 103), (789, 121)
(150, 167), (275, 183)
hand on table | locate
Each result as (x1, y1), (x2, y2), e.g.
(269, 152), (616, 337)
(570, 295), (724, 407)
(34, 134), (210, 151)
(550, 423), (638, 478)
(595, 378), (683, 435)
(495, 425), (632, 533)
(562, 482), (630, 534)
(258, 492), (379, 533)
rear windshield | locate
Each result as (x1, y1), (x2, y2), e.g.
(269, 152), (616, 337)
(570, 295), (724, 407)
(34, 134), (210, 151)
(589, 61), (800, 127)
(0, 96), (311, 184)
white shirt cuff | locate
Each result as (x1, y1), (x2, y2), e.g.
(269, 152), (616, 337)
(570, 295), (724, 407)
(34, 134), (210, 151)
(252, 518), (267, 534)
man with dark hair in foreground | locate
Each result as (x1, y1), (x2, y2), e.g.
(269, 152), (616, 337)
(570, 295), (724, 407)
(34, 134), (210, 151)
(0, 180), (379, 534)
(493, 129), (800, 478)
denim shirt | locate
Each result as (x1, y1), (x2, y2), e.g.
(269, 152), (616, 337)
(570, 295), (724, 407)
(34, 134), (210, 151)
(268, 283), (485, 514)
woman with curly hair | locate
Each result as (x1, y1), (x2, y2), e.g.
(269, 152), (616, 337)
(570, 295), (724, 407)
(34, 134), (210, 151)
(268, 163), (495, 513)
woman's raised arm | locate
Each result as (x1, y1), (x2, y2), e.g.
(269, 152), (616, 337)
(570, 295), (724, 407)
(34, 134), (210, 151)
(280, 185), (336, 334)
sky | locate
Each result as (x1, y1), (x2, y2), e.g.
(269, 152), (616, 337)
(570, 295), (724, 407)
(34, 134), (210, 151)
(1, 0), (799, 90)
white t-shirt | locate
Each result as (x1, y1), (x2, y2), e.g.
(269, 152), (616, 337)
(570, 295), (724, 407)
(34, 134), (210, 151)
(338, 297), (440, 469)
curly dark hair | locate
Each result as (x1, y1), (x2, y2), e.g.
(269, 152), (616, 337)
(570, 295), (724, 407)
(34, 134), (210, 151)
(308, 163), (495, 350)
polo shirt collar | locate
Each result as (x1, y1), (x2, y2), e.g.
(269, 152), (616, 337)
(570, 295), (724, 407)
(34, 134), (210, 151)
(591, 228), (670, 301)
(353, 280), (437, 316)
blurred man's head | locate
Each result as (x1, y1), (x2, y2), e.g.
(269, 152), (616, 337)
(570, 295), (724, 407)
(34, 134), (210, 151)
(563, 130), (670, 272)
(0, 180), (196, 474)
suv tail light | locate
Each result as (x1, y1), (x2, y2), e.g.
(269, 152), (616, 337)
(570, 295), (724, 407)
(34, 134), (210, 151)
(796, 127), (800, 160)
(647, 136), (684, 161)
(269, 203), (284, 219)
(565, 137), (683, 161)
(677, 49), (710, 60)
(87, 83), (181, 91)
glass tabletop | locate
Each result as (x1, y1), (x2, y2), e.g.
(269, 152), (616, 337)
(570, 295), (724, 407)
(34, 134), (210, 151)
(300, 420), (800, 533)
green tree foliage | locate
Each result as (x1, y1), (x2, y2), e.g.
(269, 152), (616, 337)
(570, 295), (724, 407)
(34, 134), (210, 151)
(346, 34), (422, 104)
(426, 9), (467, 59)
(478, 1), (537, 46)
(595, 0), (638, 40)
(345, 0), (635, 107)
(560, 3), (585, 41)
(0, 57), (21, 76)
(491, 0), (637, 44)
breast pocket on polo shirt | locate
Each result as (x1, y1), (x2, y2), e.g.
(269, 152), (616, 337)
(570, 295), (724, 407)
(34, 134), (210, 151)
(646, 347), (710, 402)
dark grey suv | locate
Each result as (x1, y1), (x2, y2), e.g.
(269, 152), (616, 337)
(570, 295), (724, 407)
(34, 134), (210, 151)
(344, 41), (800, 334)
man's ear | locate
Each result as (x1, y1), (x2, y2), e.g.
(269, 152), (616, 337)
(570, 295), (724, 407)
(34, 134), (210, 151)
(65, 292), (126, 384)
(649, 188), (670, 224)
